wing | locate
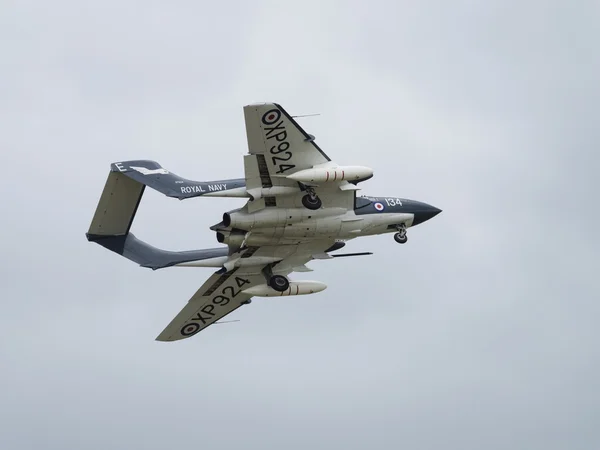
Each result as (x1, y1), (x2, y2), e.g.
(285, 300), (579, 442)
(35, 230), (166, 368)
(243, 102), (331, 175)
(155, 268), (263, 342)
(156, 239), (339, 342)
(243, 102), (355, 210)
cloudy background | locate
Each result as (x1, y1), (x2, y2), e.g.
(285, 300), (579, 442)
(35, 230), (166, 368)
(1, 1), (598, 449)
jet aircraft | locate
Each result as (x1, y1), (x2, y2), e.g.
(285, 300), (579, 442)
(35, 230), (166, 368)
(86, 102), (441, 341)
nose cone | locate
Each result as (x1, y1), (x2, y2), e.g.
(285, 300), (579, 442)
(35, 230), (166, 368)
(411, 203), (442, 226)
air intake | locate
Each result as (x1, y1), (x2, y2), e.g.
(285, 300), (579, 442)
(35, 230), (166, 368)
(222, 213), (231, 228)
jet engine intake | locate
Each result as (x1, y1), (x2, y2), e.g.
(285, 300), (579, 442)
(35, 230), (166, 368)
(216, 230), (245, 247)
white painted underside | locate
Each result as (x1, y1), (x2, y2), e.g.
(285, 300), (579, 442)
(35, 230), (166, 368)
(174, 210), (414, 269)
(242, 281), (327, 297)
(202, 187), (249, 198)
(175, 256), (229, 267)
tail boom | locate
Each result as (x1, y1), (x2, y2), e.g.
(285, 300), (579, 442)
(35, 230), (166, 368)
(111, 160), (247, 199)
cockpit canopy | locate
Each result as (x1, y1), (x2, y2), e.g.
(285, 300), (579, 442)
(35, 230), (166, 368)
(354, 196), (373, 209)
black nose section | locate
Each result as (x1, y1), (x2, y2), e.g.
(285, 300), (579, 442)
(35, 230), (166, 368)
(412, 204), (442, 226)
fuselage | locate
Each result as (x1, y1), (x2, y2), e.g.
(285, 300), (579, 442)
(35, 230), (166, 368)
(208, 179), (441, 247)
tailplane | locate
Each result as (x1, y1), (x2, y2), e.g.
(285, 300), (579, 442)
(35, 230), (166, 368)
(86, 164), (230, 270)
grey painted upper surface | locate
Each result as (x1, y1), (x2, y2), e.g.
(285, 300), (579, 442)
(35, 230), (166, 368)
(111, 160), (246, 199)
(354, 196), (442, 225)
(87, 233), (229, 270)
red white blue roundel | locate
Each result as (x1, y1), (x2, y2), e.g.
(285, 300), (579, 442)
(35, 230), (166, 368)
(374, 202), (385, 211)
(180, 323), (200, 336)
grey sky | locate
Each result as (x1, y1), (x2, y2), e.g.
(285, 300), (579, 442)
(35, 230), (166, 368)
(1, 1), (598, 449)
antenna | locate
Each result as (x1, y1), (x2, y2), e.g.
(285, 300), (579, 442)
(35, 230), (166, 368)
(292, 113), (321, 118)
(214, 320), (240, 325)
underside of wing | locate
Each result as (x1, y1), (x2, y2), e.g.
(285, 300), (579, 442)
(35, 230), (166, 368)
(243, 102), (331, 173)
(155, 268), (264, 342)
(242, 103), (357, 211)
(156, 239), (343, 342)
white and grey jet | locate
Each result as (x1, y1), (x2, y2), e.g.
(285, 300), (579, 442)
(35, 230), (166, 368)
(86, 102), (442, 342)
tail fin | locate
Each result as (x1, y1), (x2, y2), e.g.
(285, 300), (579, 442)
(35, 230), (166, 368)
(86, 165), (228, 270)
(86, 169), (144, 238)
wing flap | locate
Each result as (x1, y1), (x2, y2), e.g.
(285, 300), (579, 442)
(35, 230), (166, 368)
(243, 154), (268, 212)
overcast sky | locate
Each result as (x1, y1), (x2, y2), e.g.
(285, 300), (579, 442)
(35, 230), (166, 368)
(1, 1), (599, 449)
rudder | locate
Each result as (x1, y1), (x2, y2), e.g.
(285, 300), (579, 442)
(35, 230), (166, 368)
(86, 170), (144, 239)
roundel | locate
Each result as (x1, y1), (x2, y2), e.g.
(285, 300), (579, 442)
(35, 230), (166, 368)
(261, 109), (281, 125)
(374, 202), (385, 211)
(181, 323), (200, 336)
